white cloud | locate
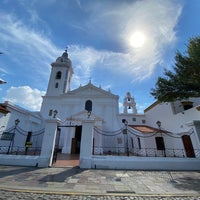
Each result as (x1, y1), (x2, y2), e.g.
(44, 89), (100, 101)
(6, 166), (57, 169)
(0, 13), (61, 79)
(120, 0), (182, 79)
(78, 0), (182, 80)
(69, 45), (102, 87)
(0, 0), (183, 111)
(0, 1), (182, 85)
(3, 86), (45, 111)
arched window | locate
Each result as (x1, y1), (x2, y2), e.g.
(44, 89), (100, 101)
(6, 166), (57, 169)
(85, 100), (92, 112)
(56, 71), (62, 79)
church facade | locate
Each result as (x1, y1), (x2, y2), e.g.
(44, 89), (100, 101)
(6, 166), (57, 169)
(0, 51), (200, 170)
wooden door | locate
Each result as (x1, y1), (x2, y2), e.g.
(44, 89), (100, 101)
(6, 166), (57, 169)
(182, 135), (195, 157)
(71, 138), (77, 154)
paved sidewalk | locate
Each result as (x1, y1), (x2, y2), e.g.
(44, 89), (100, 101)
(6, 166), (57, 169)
(0, 165), (199, 196)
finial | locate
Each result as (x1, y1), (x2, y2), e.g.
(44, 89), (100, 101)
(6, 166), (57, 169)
(89, 77), (92, 83)
(65, 46), (68, 53)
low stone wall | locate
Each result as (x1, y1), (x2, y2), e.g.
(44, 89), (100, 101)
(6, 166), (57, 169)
(91, 156), (200, 170)
(0, 155), (40, 167)
(1, 154), (200, 170)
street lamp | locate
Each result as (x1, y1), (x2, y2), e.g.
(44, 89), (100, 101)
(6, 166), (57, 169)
(7, 119), (20, 154)
(0, 79), (7, 84)
(156, 120), (161, 129)
(53, 110), (58, 118)
(87, 111), (91, 118)
(156, 120), (166, 157)
(122, 119), (129, 156)
(15, 119), (20, 126)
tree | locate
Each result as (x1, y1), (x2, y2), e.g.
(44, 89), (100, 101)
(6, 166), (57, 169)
(151, 36), (200, 102)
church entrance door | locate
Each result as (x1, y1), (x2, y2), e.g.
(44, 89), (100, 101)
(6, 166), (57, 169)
(52, 125), (82, 167)
(71, 126), (82, 154)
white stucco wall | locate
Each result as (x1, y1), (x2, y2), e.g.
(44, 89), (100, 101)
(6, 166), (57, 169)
(0, 102), (44, 150)
(144, 101), (200, 151)
(91, 156), (200, 170)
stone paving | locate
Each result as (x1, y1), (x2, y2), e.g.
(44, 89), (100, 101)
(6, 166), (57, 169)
(0, 165), (200, 199)
(0, 190), (200, 200)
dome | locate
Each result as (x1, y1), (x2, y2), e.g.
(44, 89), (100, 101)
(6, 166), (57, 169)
(54, 50), (72, 66)
(52, 50), (72, 67)
(62, 52), (68, 58)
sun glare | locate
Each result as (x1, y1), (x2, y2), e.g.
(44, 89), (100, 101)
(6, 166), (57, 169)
(129, 31), (146, 48)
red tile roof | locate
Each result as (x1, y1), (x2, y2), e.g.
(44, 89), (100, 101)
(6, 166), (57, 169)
(0, 105), (9, 114)
(129, 125), (168, 134)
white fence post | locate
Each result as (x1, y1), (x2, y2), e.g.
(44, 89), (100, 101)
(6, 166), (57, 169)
(79, 119), (94, 168)
(38, 118), (60, 167)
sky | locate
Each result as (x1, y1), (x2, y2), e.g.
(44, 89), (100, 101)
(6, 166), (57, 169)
(0, 0), (200, 113)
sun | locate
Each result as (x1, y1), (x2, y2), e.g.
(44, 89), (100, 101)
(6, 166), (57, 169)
(129, 31), (146, 48)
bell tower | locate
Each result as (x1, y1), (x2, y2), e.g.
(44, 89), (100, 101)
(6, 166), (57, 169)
(46, 50), (73, 96)
(123, 92), (137, 114)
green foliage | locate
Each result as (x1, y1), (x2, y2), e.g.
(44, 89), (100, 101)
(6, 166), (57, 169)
(151, 36), (200, 102)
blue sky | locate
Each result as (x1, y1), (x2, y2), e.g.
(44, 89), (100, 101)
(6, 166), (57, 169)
(0, 0), (200, 113)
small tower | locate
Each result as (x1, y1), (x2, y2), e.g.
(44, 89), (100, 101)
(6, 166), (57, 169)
(46, 49), (73, 96)
(123, 92), (137, 114)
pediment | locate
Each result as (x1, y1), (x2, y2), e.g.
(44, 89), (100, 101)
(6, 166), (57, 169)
(61, 110), (103, 126)
(71, 110), (103, 121)
(67, 82), (118, 98)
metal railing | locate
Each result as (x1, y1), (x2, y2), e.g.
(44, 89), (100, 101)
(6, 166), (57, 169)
(93, 146), (200, 158)
(0, 146), (41, 156)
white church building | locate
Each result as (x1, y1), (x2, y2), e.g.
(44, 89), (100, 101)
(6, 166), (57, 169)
(0, 50), (200, 170)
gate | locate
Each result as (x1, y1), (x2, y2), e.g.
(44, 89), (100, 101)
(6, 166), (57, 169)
(93, 126), (199, 158)
(52, 118), (82, 167)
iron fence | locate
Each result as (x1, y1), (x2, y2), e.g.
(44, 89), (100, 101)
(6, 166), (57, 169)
(93, 146), (200, 158)
(0, 146), (41, 156)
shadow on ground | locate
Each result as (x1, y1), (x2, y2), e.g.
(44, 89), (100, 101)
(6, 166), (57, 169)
(171, 174), (200, 193)
(39, 166), (84, 183)
(0, 166), (38, 179)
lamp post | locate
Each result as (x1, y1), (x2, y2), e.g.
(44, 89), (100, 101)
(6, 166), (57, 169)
(87, 111), (91, 118)
(156, 120), (161, 129)
(7, 119), (20, 154)
(122, 119), (129, 156)
(0, 53), (7, 84)
(53, 110), (58, 118)
(0, 79), (7, 84)
(156, 120), (166, 157)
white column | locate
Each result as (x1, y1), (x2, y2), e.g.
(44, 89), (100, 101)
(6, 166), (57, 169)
(79, 119), (94, 168)
(193, 120), (200, 145)
(38, 118), (60, 167)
